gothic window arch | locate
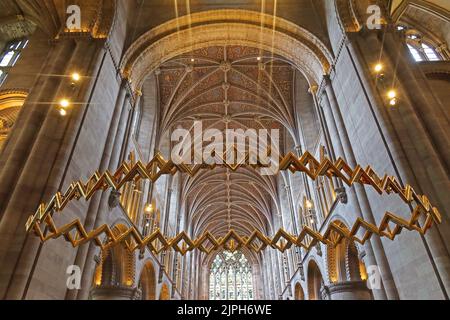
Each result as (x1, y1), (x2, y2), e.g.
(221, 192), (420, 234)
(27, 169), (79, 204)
(397, 26), (446, 62)
(209, 251), (254, 300)
(0, 39), (28, 86)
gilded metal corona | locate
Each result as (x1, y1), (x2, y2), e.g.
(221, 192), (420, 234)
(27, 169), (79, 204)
(25, 151), (442, 255)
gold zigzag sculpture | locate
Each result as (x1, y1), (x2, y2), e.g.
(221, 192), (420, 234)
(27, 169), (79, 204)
(25, 151), (442, 255)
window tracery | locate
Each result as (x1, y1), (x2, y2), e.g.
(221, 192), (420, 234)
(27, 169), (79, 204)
(209, 251), (254, 300)
(396, 25), (446, 62)
(0, 39), (28, 86)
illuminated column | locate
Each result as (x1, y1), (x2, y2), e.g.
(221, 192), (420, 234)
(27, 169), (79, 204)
(354, 29), (450, 296)
(321, 75), (393, 300)
(76, 81), (131, 300)
(0, 36), (118, 299)
(309, 86), (347, 202)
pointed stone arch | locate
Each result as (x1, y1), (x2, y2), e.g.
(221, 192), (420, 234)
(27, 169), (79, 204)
(294, 282), (305, 300)
(159, 283), (171, 300)
(139, 261), (157, 300)
(307, 260), (324, 300)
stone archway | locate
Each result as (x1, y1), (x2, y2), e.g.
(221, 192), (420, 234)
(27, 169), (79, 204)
(139, 261), (157, 300)
(0, 90), (27, 151)
(120, 9), (333, 92)
(159, 283), (170, 300)
(294, 282), (305, 300)
(307, 260), (324, 300)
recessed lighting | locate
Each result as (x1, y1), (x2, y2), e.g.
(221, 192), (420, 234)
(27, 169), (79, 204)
(389, 98), (398, 106)
(59, 99), (70, 108)
(190, 58), (195, 63)
(257, 56), (262, 61)
(59, 108), (67, 116)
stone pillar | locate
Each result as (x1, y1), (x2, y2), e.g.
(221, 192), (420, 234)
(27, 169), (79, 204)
(0, 37), (108, 299)
(90, 285), (141, 300)
(77, 87), (132, 300)
(326, 281), (372, 300)
(346, 29), (450, 297)
(67, 80), (129, 300)
(321, 76), (395, 300)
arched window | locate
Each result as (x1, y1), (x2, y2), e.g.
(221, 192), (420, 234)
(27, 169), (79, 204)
(421, 43), (440, 61)
(397, 26), (444, 62)
(0, 39), (28, 86)
(407, 44), (424, 62)
(209, 251), (254, 300)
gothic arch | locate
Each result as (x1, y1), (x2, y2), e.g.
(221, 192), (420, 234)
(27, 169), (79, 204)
(307, 260), (324, 300)
(392, 0), (450, 59)
(139, 261), (157, 300)
(294, 282), (305, 300)
(0, 90), (27, 152)
(92, 224), (136, 288)
(159, 283), (171, 300)
(120, 9), (333, 91)
(327, 220), (365, 283)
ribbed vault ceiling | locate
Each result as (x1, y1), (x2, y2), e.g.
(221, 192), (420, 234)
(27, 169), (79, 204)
(156, 45), (298, 238)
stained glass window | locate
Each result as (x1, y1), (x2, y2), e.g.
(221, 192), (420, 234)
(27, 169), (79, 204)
(209, 251), (254, 300)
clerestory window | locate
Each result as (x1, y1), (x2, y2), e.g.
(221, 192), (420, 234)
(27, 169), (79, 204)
(0, 39), (28, 86)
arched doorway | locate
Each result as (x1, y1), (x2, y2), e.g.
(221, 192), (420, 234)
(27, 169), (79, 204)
(139, 261), (157, 300)
(307, 260), (324, 300)
(294, 283), (305, 300)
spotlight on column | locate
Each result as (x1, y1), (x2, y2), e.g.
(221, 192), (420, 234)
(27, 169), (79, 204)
(388, 90), (397, 99)
(59, 99), (70, 108)
(387, 90), (398, 106)
(374, 63), (383, 73)
(71, 72), (81, 82)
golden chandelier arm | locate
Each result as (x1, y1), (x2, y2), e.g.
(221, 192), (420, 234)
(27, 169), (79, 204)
(25, 151), (442, 254)
(30, 203), (436, 255)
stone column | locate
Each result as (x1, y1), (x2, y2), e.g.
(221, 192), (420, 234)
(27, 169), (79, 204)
(77, 88), (132, 300)
(346, 29), (450, 297)
(67, 79), (128, 300)
(321, 76), (395, 300)
(90, 285), (141, 300)
(326, 281), (372, 300)
(0, 37), (108, 299)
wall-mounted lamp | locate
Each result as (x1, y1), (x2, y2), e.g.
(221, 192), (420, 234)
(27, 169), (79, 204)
(374, 63), (383, 73)
(71, 72), (81, 82)
(58, 99), (70, 116)
(387, 90), (398, 106)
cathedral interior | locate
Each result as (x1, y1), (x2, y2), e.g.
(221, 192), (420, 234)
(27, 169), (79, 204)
(0, 0), (449, 301)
